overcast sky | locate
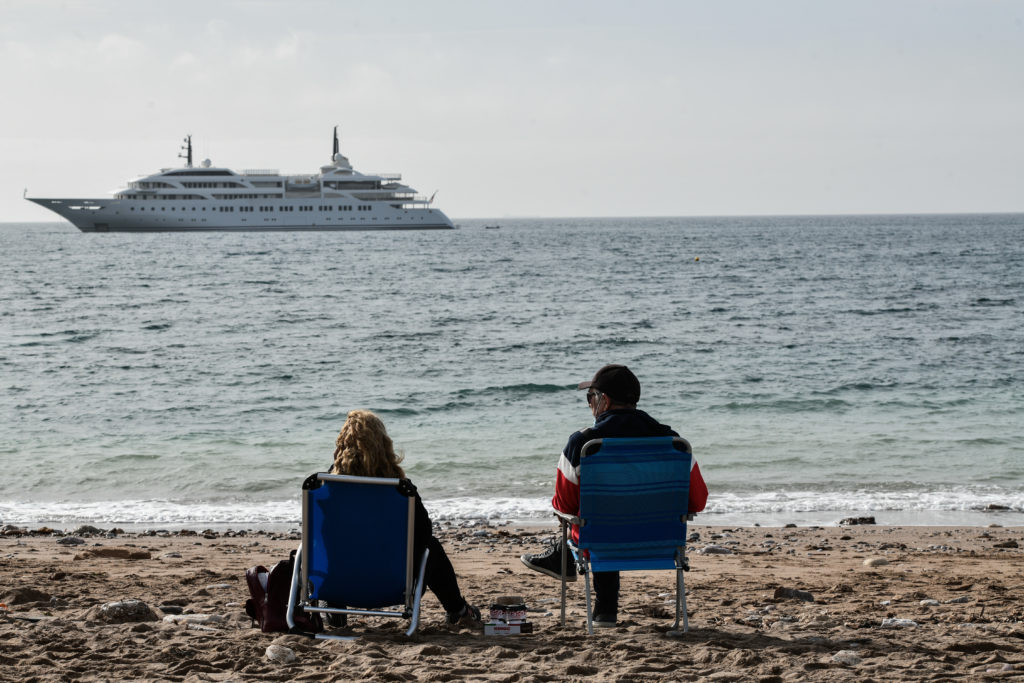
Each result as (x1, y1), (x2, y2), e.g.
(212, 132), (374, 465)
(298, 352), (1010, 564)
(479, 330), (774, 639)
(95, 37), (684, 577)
(3, 0), (1022, 222)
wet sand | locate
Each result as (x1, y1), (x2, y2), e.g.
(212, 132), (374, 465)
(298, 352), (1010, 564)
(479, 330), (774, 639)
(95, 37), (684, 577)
(1, 523), (1022, 681)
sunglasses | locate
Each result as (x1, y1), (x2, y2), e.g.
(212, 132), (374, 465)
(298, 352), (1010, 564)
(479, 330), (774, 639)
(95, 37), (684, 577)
(586, 390), (602, 404)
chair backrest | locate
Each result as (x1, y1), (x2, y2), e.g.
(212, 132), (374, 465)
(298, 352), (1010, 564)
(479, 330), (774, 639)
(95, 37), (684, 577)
(300, 473), (416, 609)
(576, 436), (691, 573)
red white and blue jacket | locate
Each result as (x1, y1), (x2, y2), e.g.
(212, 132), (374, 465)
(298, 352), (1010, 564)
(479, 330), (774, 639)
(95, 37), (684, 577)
(552, 408), (709, 541)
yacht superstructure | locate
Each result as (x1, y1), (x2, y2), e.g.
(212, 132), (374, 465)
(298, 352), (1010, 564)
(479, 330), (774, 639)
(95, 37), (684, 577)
(26, 129), (454, 232)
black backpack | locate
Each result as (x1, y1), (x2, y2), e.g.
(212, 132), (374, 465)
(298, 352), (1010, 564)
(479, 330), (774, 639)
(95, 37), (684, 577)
(244, 550), (322, 633)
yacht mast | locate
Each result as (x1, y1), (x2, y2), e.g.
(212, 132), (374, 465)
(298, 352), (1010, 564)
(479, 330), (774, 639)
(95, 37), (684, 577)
(178, 135), (193, 168)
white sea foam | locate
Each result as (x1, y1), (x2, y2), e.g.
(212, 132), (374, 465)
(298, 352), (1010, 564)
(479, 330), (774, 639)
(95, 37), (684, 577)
(3, 486), (1022, 531)
(705, 488), (1024, 516)
(0, 500), (301, 531)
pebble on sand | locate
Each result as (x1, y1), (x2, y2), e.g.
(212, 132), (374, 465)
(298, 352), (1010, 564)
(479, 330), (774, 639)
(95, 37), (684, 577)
(266, 644), (297, 663)
(839, 516), (876, 526)
(699, 545), (734, 555)
(832, 650), (862, 666)
(863, 557), (888, 567)
(74, 547), (152, 560)
(162, 614), (226, 625)
(87, 599), (159, 624)
(773, 587), (814, 602)
(56, 536), (86, 546)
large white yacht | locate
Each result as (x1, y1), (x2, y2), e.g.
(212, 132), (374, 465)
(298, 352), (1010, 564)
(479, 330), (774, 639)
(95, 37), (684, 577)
(26, 129), (454, 232)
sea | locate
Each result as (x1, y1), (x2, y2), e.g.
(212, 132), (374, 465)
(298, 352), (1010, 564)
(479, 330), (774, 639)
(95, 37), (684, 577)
(2, 215), (1023, 531)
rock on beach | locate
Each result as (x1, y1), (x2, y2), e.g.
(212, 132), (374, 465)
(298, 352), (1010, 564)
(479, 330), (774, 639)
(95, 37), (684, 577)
(86, 599), (159, 624)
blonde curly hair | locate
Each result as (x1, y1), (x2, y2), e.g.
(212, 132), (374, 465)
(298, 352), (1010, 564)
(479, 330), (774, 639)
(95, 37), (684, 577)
(330, 409), (406, 479)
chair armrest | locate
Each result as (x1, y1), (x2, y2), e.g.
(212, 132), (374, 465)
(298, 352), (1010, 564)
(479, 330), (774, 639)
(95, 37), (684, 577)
(553, 509), (582, 526)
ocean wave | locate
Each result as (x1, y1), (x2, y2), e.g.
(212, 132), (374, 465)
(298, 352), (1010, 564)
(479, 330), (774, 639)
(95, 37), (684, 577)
(712, 398), (852, 412)
(0, 499), (300, 531)
(373, 407), (419, 416)
(705, 487), (1024, 515)
(452, 383), (566, 399)
(4, 485), (1022, 531)
(817, 382), (898, 394)
(971, 298), (1015, 307)
(846, 306), (936, 316)
(427, 497), (553, 523)
(106, 347), (149, 355)
(99, 453), (162, 463)
(17, 330), (102, 345)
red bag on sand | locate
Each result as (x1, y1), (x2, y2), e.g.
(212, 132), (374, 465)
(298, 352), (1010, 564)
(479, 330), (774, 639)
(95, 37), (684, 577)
(244, 552), (322, 633)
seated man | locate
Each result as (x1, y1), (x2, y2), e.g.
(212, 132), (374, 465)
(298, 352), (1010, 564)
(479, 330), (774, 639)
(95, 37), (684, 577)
(521, 364), (708, 628)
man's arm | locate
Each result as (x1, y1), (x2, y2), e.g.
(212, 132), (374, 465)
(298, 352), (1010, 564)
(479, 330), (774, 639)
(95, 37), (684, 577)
(688, 457), (708, 514)
(551, 449), (579, 515)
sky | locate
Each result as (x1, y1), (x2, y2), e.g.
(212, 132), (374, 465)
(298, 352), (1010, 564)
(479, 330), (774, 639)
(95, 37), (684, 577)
(2, 0), (1023, 221)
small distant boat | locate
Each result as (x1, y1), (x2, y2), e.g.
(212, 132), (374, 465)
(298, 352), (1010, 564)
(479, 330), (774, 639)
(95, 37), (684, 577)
(26, 127), (454, 232)
(484, 225), (501, 229)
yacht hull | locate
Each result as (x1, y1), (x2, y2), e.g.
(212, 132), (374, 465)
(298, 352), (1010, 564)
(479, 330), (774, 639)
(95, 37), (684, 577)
(26, 197), (454, 232)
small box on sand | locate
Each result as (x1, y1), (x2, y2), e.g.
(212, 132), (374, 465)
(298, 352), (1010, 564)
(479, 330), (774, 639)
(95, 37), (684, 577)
(484, 620), (533, 636)
(485, 595), (532, 636)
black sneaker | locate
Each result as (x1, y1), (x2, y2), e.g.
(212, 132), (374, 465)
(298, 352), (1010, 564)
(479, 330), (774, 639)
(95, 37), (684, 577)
(447, 603), (482, 628)
(520, 544), (577, 582)
(592, 614), (617, 628)
(318, 601), (347, 628)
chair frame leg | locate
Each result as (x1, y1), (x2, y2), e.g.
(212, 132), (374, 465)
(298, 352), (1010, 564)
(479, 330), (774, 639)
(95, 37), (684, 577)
(559, 521), (568, 627)
(667, 565), (689, 636)
(681, 568), (689, 633)
(404, 548), (429, 637)
(559, 521), (595, 634)
(583, 567), (594, 635)
(286, 542), (303, 632)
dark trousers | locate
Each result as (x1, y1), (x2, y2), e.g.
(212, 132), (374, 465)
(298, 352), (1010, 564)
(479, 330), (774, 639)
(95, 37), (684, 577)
(419, 535), (466, 615)
(593, 570), (619, 616)
(555, 539), (619, 616)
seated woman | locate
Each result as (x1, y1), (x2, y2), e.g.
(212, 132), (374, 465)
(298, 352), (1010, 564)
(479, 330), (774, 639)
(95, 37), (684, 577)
(330, 409), (481, 628)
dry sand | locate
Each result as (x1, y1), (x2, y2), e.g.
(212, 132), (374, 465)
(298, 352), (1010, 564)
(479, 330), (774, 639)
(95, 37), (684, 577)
(1, 523), (1023, 681)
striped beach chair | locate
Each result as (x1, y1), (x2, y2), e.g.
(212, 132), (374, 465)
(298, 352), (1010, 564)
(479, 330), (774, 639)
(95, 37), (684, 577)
(286, 472), (429, 640)
(556, 436), (693, 635)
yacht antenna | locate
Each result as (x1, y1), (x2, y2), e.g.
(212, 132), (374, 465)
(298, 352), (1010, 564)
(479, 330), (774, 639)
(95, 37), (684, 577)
(332, 125), (339, 160)
(179, 135), (193, 168)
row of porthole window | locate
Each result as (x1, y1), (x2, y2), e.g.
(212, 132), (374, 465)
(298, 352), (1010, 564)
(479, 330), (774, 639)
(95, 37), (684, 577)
(130, 205), (375, 213)
(180, 182), (246, 189)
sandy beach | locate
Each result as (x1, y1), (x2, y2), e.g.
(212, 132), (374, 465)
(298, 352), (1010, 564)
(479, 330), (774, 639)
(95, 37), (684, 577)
(2, 522), (1022, 681)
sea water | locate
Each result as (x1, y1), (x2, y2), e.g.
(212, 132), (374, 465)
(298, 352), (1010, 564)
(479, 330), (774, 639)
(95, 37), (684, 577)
(2, 215), (1022, 529)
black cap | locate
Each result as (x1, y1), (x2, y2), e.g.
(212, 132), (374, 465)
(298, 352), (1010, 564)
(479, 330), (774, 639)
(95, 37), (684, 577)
(577, 364), (641, 404)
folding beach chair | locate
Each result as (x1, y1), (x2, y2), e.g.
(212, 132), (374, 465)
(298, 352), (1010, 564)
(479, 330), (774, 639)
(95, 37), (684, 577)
(286, 472), (429, 640)
(555, 436), (693, 635)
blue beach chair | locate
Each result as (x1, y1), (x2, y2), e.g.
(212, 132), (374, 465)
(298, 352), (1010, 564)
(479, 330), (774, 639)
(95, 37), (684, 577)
(286, 472), (429, 640)
(555, 436), (694, 635)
